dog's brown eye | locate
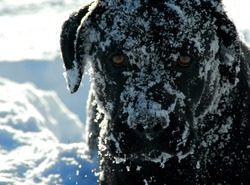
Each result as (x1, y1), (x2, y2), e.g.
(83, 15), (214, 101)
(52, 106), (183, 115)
(178, 55), (191, 67)
(112, 54), (125, 65)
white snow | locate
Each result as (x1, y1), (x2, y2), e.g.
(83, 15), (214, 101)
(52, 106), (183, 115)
(0, 0), (249, 185)
(0, 77), (98, 184)
(0, 78), (84, 143)
(0, 0), (98, 184)
(63, 63), (81, 93)
(0, 0), (92, 62)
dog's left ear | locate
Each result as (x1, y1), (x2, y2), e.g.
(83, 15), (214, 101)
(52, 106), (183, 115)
(60, 2), (98, 93)
(209, 1), (241, 84)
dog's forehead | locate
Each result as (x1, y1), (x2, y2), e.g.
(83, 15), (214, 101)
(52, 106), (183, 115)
(94, 0), (214, 55)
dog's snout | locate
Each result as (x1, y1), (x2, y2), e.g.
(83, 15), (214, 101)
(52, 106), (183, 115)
(131, 113), (168, 137)
(132, 113), (169, 127)
(136, 123), (163, 134)
(112, 113), (195, 156)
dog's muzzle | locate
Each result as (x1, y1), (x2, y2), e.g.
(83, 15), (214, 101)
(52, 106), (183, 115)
(107, 109), (195, 160)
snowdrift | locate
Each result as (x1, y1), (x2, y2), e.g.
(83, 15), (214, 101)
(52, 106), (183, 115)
(0, 78), (98, 185)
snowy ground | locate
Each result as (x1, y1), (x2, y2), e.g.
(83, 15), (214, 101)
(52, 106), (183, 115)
(0, 78), (98, 185)
(0, 0), (249, 185)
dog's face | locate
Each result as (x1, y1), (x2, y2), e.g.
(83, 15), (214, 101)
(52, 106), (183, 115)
(90, 2), (217, 159)
(61, 0), (240, 163)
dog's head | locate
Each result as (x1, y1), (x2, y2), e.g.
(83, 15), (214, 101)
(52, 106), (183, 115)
(61, 0), (240, 162)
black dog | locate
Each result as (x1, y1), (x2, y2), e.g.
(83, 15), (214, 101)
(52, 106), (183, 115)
(60, 0), (250, 184)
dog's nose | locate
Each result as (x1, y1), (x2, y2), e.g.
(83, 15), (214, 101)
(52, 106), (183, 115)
(131, 113), (169, 129)
(132, 115), (168, 143)
(128, 113), (194, 154)
(135, 123), (163, 136)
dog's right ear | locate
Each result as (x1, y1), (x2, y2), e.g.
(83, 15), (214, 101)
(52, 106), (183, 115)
(60, 2), (98, 93)
(208, 1), (241, 85)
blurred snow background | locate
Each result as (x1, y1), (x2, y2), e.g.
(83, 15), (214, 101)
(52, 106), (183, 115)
(0, 0), (249, 184)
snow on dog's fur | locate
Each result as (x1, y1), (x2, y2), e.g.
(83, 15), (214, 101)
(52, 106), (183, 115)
(60, 0), (250, 184)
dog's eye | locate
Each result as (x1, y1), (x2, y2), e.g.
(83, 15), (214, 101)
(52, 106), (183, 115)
(178, 55), (191, 67)
(112, 53), (126, 66)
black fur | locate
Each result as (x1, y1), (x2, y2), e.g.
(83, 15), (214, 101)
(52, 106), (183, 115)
(60, 0), (250, 184)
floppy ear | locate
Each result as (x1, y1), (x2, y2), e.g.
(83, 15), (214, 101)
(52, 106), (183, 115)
(210, 2), (241, 84)
(60, 2), (97, 93)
